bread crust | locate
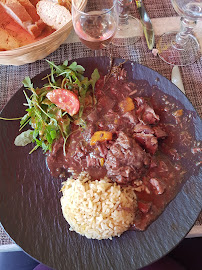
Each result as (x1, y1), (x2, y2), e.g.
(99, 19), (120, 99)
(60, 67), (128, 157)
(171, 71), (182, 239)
(1, 0), (32, 26)
(18, 0), (40, 22)
(0, 0), (46, 37)
(0, 27), (20, 50)
(29, 0), (40, 7)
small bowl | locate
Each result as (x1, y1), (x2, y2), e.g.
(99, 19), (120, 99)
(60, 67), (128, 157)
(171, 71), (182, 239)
(0, 19), (72, 66)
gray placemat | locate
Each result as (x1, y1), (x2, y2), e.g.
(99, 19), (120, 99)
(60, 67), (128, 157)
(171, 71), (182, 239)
(130, 0), (178, 19)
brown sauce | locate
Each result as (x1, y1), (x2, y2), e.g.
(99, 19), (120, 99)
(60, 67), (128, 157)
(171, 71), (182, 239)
(47, 67), (201, 231)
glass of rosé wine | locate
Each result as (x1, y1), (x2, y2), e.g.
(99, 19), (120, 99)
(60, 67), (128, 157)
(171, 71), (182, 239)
(72, 0), (118, 50)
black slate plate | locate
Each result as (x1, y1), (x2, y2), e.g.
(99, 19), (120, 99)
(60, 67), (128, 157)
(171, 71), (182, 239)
(0, 57), (201, 270)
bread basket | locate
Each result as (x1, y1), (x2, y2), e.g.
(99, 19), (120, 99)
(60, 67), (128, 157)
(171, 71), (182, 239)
(0, 19), (72, 66)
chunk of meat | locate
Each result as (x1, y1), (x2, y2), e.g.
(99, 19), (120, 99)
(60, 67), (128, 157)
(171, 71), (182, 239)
(123, 111), (138, 125)
(82, 125), (96, 142)
(158, 161), (169, 172)
(134, 132), (158, 155)
(110, 85), (125, 100)
(86, 155), (100, 167)
(150, 159), (158, 168)
(153, 126), (167, 138)
(134, 98), (160, 125)
(97, 142), (109, 158)
(149, 178), (165, 194)
(138, 201), (152, 213)
(105, 132), (150, 184)
(74, 142), (88, 160)
(134, 123), (154, 134)
(97, 96), (116, 113)
(134, 97), (145, 107)
(142, 107), (160, 125)
(103, 110), (120, 131)
(86, 109), (97, 123)
(111, 66), (127, 81)
(51, 136), (64, 157)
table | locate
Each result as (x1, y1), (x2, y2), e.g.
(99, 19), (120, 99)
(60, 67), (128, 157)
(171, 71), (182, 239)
(0, 0), (201, 249)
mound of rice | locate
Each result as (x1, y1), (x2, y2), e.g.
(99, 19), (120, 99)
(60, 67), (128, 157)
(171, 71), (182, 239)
(61, 172), (137, 240)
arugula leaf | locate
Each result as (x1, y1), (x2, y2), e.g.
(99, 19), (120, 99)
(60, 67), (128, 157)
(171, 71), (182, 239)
(46, 60), (64, 75)
(68, 62), (85, 73)
(33, 129), (39, 140)
(50, 67), (56, 84)
(20, 113), (30, 126)
(63, 60), (68, 66)
(23, 77), (38, 96)
(90, 68), (100, 90)
(14, 130), (33, 146)
(23, 77), (34, 89)
(90, 68), (100, 104)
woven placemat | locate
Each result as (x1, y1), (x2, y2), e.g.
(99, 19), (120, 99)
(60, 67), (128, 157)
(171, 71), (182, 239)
(1, 39), (201, 115)
(130, 0), (178, 19)
(0, 38), (201, 245)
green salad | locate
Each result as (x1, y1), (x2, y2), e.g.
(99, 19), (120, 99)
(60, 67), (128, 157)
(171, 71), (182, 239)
(14, 60), (100, 154)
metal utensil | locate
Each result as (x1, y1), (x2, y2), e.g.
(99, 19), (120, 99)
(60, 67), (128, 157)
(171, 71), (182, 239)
(135, 0), (155, 50)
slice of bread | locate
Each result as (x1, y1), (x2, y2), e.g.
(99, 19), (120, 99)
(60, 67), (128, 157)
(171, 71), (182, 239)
(36, 0), (72, 30)
(1, 0), (33, 29)
(42, 0), (72, 12)
(27, 19), (45, 37)
(18, 0), (46, 35)
(18, 0), (41, 22)
(0, 28), (20, 50)
(0, 0), (46, 38)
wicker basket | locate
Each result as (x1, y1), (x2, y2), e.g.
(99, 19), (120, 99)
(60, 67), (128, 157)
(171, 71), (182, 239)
(0, 17), (72, 66)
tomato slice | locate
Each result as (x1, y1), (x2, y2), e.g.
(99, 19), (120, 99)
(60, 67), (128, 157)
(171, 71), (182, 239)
(47, 89), (80, 116)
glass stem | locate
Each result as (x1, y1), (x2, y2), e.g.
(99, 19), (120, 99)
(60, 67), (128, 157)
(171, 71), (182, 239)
(118, 0), (131, 29)
(175, 17), (196, 47)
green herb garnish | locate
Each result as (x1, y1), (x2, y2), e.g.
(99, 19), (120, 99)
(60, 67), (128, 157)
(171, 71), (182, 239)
(16, 60), (100, 154)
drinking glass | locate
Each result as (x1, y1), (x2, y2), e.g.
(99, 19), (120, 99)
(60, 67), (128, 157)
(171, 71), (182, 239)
(112, 0), (143, 46)
(72, 0), (118, 50)
(157, 0), (202, 66)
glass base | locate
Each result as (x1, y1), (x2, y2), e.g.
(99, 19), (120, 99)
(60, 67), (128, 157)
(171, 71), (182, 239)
(112, 16), (143, 47)
(157, 31), (201, 66)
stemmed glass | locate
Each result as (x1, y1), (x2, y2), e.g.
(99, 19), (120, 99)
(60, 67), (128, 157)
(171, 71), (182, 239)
(157, 0), (202, 66)
(112, 0), (143, 46)
(72, 0), (118, 50)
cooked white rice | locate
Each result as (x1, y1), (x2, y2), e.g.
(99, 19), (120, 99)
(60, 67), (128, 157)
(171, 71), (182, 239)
(60, 172), (137, 240)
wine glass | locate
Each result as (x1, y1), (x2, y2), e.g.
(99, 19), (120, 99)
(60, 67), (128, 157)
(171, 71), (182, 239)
(112, 0), (143, 46)
(72, 0), (118, 50)
(157, 0), (202, 66)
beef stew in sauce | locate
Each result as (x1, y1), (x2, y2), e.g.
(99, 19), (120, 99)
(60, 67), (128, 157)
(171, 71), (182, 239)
(47, 66), (200, 231)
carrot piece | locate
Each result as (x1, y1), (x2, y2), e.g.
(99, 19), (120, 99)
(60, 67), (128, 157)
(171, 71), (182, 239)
(119, 97), (135, 113)
(90, 131), (112, 146)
